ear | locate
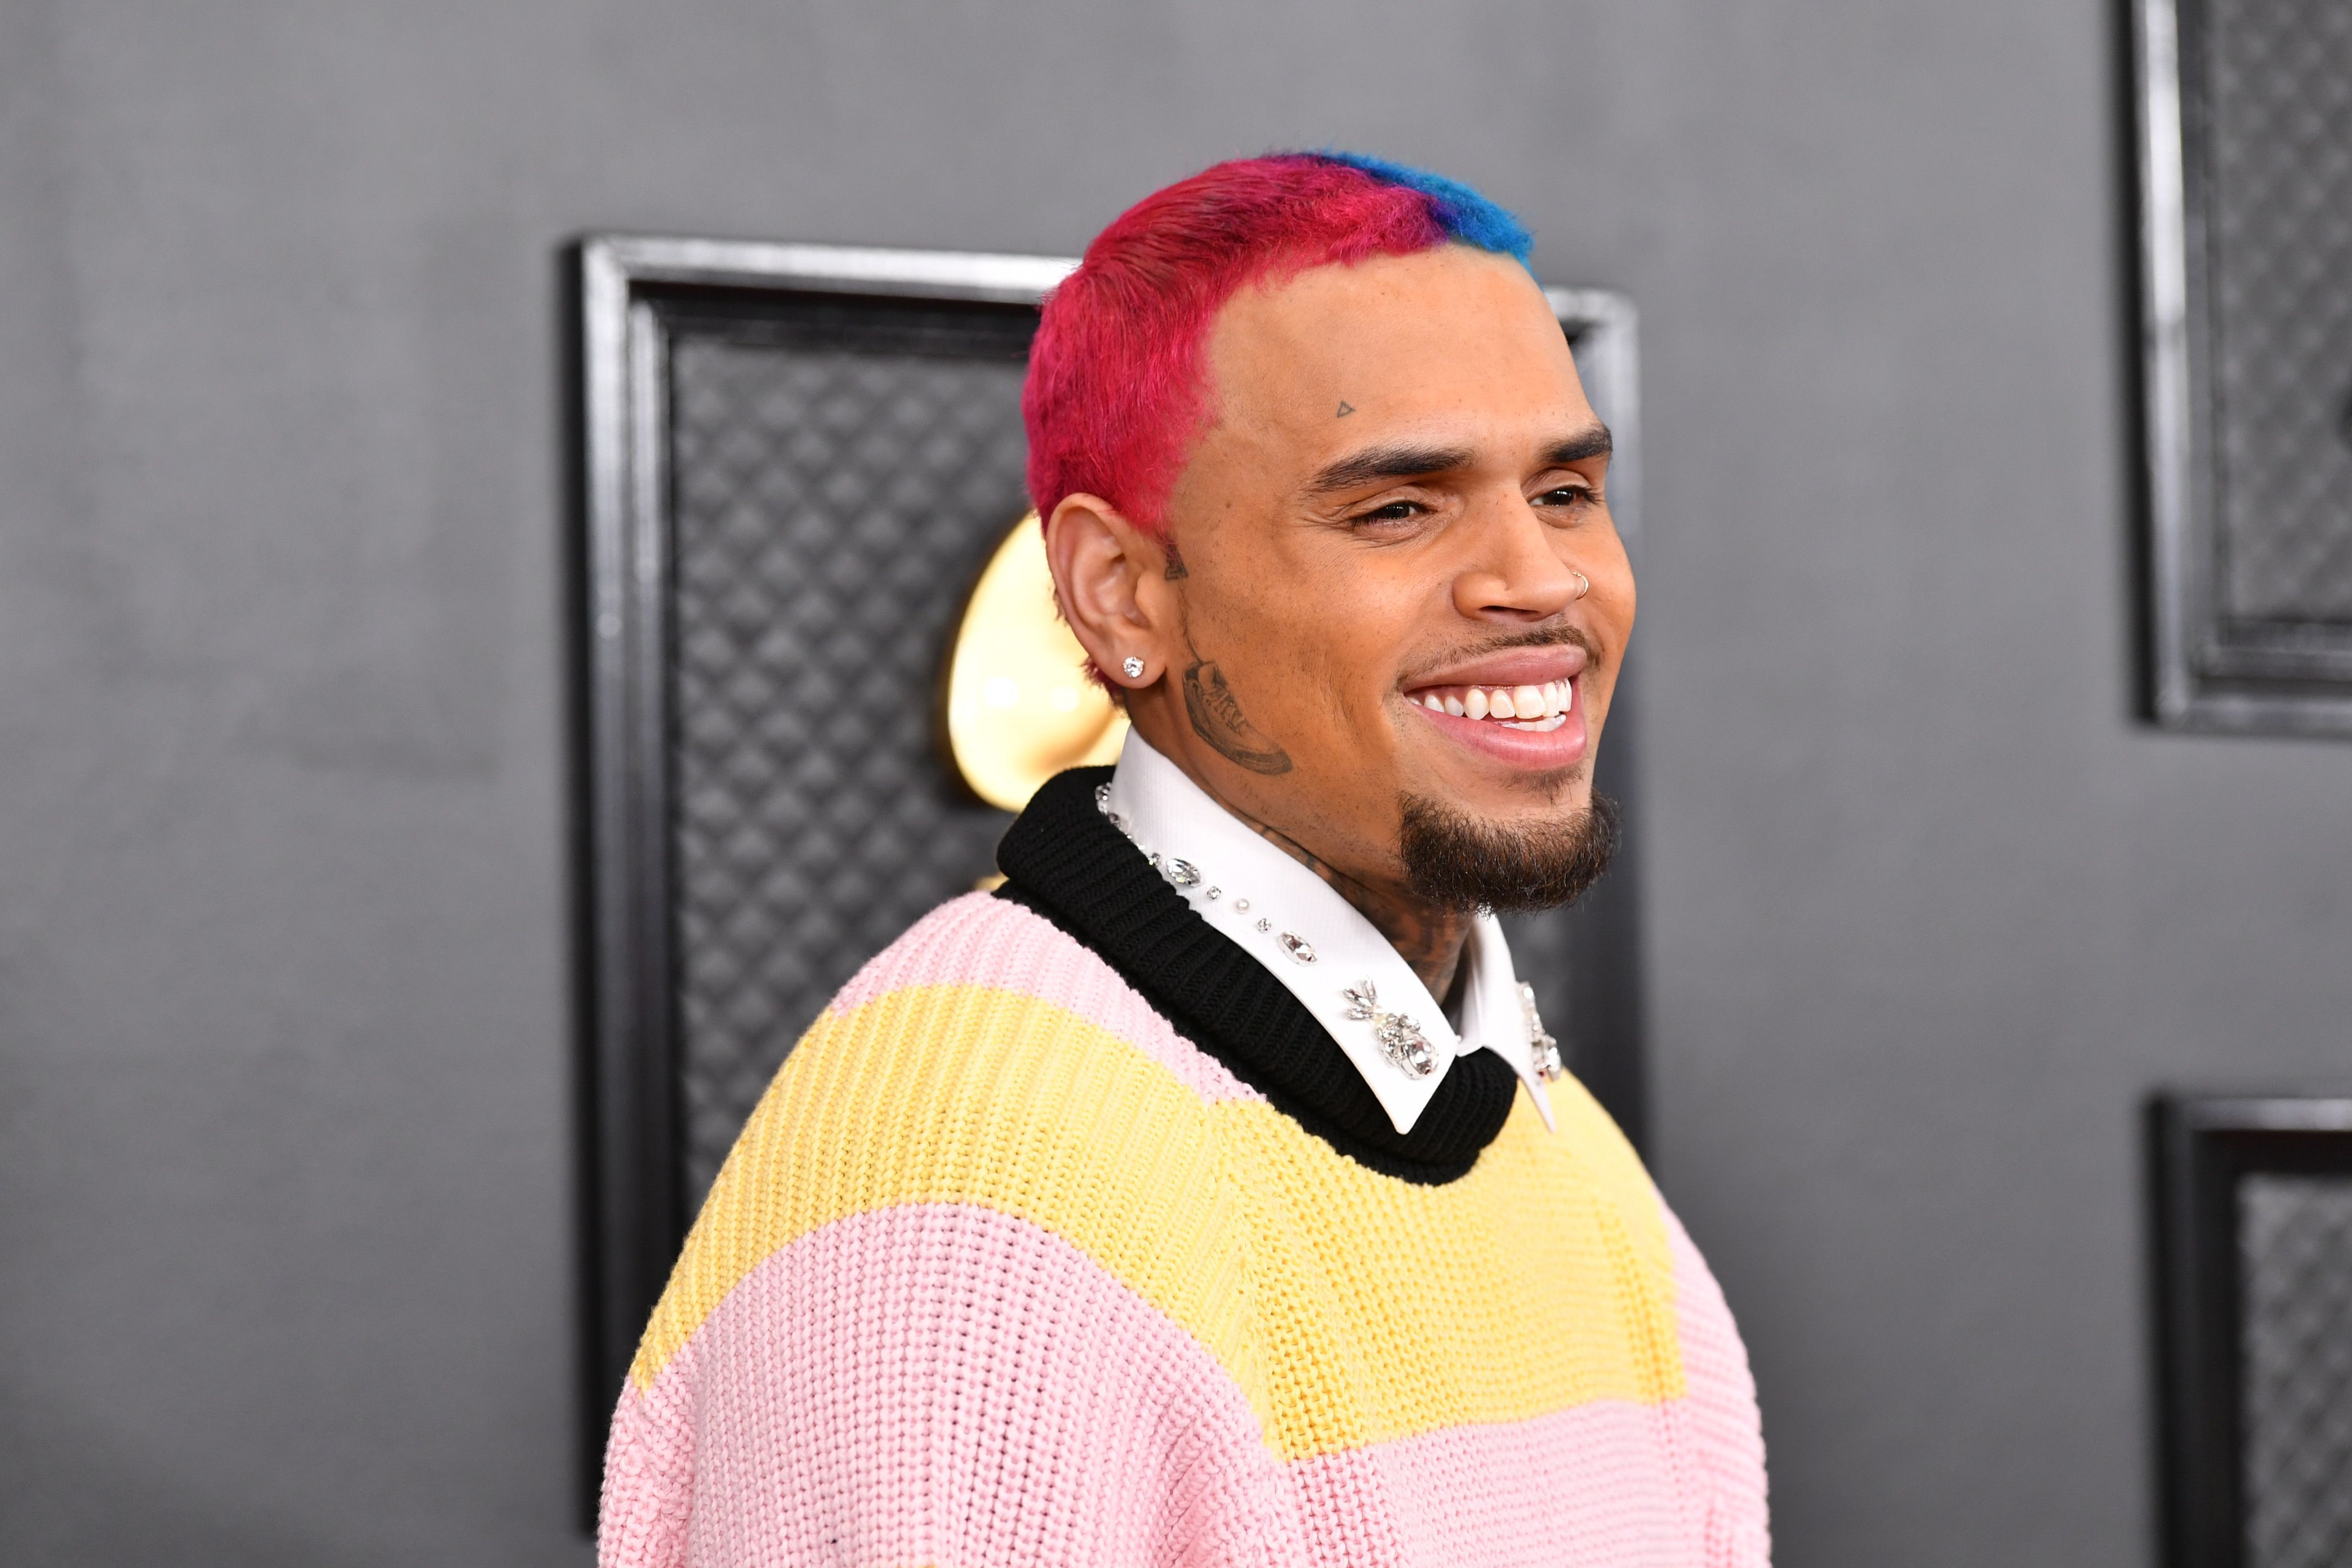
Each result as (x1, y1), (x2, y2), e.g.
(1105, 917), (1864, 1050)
(1042, 493), (1182, 690)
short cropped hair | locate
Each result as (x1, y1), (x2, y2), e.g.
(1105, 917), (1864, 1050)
(1023, 152), (1533, 540)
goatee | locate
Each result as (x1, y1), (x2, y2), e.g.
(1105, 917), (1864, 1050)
(1397, 791), (1622, 914)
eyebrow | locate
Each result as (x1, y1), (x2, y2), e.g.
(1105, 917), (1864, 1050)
(1303, 422), (1614, 496)
(1543, 424), (1613, 466)
(1304, 442), (1476, 496)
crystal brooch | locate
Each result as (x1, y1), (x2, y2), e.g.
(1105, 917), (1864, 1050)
(1520, 981), (1565, 1081)
(1343, 980), (1435, 1078)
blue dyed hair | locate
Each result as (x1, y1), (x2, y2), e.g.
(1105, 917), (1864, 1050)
(1316, 150), (1535, 263)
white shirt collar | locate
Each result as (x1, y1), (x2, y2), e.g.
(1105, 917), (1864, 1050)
(1100, 733), (1558, 1137)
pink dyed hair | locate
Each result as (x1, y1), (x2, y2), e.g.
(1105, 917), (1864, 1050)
(1023, 153), (1531, 541)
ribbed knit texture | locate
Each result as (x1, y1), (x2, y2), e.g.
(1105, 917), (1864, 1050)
(599, 792), (1771, 1566)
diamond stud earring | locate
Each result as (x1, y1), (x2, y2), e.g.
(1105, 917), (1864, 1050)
(1121, 656), (1146, 679)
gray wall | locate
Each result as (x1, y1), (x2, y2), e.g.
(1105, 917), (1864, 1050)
(2, 2), (2344, 1564)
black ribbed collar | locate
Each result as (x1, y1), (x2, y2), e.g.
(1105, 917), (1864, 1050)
(992, 766), (1516, 1184)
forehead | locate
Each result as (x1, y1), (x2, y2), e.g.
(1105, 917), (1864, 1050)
(1201, 246), (1590, 456)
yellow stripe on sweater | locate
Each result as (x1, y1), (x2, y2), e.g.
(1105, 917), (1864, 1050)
(630, 981), (1682, 1459)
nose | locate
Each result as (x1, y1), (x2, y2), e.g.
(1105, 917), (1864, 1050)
(1449, 498), (1584, 625)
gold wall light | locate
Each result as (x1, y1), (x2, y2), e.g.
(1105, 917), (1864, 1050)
(944, 511), (1128, 812)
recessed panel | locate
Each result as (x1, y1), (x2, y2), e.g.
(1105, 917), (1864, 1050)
(667, 307), (1032, 1199)
(2239, 1173), (2352, 1568)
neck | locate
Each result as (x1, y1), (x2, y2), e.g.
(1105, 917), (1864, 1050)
(1224, 800), (1474, 1003)
(1128, 705), (1474, 999)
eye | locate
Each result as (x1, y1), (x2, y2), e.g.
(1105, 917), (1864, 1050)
(1536, 483), (1600, 512)
(1351, 500), (1428, 527)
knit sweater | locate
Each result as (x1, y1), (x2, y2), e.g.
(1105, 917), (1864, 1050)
(599, 769), (1770, 1566)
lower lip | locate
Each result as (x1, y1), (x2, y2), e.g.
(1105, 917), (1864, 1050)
(1406, 682), (1589, 769)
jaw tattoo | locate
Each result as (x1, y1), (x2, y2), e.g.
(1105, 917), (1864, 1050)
(1182, 644), (1294, 774)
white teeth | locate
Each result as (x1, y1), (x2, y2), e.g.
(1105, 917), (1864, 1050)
(1420, 681), (1574, 723)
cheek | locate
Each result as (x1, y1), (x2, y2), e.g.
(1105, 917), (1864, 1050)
(1271, 604), (1368, 711)
(1584, 536), (1637, 632)
(1231, 577), (1403, 737)
(1599, 574), (1636, 639)
(1322, 596), (1436, 755)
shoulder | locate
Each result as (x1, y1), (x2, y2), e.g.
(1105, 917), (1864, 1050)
(1477, 1081), (1730, 1399)
(1503, 1079), (1770, 1556)
(626, 891), (1266, 1396)
(826, 890), (1264, 1107)
(603, 892), (1295, 1563)
(1486, 1073), (1672, 1283)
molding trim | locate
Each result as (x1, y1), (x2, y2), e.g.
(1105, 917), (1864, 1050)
(2130, 0), (2352, 734)
(2150, 1093), (2352, 1566)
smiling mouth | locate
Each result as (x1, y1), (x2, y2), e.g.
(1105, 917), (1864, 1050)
(1405, 678), (1574, 732)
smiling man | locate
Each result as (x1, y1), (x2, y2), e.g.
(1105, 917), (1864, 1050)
(600, 154), (1769, 1568)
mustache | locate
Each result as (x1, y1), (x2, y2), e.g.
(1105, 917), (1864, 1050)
(1397, 623), (1605, 684)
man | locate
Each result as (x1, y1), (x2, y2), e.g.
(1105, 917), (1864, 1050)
(600, 153), (1768, 1566)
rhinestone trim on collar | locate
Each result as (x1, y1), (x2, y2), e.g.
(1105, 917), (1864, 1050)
(1343, 979), (1435, 1078)
(1103, 782), (1314, 968)
(1520, 981), (1565, 1081)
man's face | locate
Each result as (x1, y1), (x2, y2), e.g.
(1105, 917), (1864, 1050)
(1143, 244), (1634, 898)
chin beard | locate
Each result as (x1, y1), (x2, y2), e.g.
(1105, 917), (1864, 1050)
(1397, 790), (1622, 914)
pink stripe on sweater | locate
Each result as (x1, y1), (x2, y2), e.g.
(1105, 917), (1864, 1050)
(1287, 1221), (1770, 1568)
(1661, 1205), (1772, 1566)
(827, 892), (1264, 1107)
(1290, 1220), (1768, 1568)
(1292, 1399), (1701, 1566)
(605, 1202), (1302, 1567)
(602, 1198), (1769, 1568)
